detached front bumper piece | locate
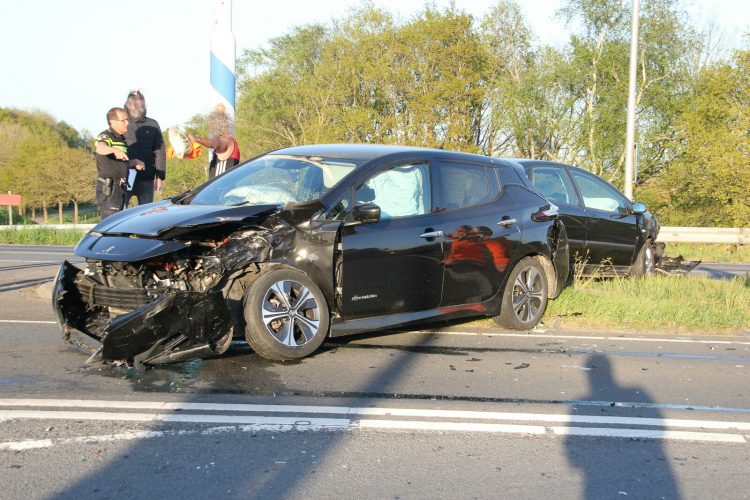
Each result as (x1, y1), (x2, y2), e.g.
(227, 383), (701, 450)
(53, 261), (233, 365)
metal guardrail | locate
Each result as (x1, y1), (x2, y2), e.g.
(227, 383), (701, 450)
(2, 224), (749, 245)
(657, 227), (749, 245)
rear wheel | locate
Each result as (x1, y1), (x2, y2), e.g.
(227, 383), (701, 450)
(630, 240), (655, 277)
(494, 256), (549, 330)
(243, 268), (329, 360)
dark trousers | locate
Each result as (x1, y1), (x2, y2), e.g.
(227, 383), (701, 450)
(125, 177), (155, 207)
(96, 183), (126, 220)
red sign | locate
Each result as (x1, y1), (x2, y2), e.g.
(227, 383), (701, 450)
(0, 194), (22, 206)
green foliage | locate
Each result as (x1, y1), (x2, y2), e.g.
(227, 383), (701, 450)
(161, 156), (208, 198)
(236, 4), (486, 156)
(664, 243), (750, 264)
(640, 48), (750, 226)
(0, 108), (92, 220)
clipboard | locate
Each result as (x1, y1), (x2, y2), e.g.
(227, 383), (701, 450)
(126, 169), (137, 191)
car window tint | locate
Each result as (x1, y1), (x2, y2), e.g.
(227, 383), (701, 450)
(530, 167), (577, 206)
(355, 163), (430, 219)
(433, 162), (490, 211)
(570, 170), (627, 212)
(497, 166), (526, 187)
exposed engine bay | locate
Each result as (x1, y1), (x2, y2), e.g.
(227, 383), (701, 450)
(55, 223), (283, 366)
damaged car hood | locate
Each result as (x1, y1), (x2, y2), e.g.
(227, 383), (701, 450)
(75, 201), (281, 262)
(91, 200), (280, 238)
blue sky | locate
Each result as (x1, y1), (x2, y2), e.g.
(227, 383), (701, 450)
(1, 0), (746, 136)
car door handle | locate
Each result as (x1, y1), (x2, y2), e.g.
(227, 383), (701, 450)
(497, 218), (517, 227)
(419, 230), (443, 239)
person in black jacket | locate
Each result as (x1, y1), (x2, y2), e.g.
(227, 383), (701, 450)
(123, 90), (166, 206)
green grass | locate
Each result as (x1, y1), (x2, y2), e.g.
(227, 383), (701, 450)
(542, 274), (750, 333)
(0, 228), (87, 246)
(663, 242), (750, 263)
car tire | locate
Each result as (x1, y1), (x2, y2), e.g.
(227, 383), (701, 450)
(243, 268), (330, 361)
(494, 256), (549, 330)
(630, 240), (655, 277)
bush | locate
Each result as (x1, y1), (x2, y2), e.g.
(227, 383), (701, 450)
(0, 207), (37, 225)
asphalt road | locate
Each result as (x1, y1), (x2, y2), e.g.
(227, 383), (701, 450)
(1, 245), (749, 499)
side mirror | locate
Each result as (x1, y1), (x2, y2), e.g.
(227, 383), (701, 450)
(631, 202), (647, 215)
(531, 203), (559, 222)
(346, 203), (381, 225)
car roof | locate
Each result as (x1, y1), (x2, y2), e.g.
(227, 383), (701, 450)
(506, 158), (576, 169)
(271, 143), (513, 166)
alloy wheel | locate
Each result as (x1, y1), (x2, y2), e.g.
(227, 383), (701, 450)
(261, 279), (321, 347)
(511, 265), (545, 323)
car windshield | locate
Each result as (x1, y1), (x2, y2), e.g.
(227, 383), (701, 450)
(189, 154), (358, 206)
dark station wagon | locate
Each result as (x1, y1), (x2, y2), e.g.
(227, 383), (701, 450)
(54, 145), (568, 365)
(515, 160), (659, 277)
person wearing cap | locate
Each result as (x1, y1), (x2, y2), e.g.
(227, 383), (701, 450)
(123, 90), (166, 205)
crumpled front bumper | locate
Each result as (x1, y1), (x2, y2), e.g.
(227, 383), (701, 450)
(52, 261), (234, 365)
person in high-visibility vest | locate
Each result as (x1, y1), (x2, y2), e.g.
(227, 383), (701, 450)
(94, 108), (144, 219)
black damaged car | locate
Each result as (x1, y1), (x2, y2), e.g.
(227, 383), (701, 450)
(54, 144), (568, 365)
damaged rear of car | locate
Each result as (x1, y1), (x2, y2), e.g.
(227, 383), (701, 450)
(54, 144), (568, 366)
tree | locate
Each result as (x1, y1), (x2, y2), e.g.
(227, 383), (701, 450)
(236, 4), (486, 155)
(58, 148), (96, 223)
(559, 0), (699, 185)
(639, 48), (750, 226)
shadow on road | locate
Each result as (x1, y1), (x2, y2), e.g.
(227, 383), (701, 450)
(56, 332), (444, 498)
(564, 352), (681, 499)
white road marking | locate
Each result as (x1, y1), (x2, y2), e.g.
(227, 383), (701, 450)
(1, 398), (750, 430)
(4, 399), (750, 430)
(419, 330), (750, 345)
(0, 425), (329, 451)
(0, 320), (57, 324)
(0, 259), (60, 263)
(0, 399), (747, 446)
(356, 419), (546, 434)
(550, 426), (746, 443)
(0, 409), (349, 429)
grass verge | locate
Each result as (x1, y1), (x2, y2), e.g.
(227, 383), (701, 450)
(663, 242), (750, 263)
(0, 228), (87, 246)
(542, 274), (750, 334)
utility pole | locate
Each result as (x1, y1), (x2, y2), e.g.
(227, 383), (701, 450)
(624, 0), (640, 201)
(211, 0), (236, 128)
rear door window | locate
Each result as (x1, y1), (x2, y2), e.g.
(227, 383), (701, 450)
(530, 167), (578, 206)
(432, 162), (491, 212)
